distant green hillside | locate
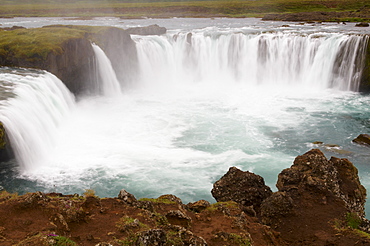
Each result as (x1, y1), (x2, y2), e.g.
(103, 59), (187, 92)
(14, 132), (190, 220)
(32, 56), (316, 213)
(0, 0), (368, 21)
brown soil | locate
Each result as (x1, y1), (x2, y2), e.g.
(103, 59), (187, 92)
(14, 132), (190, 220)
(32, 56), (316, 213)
(0, 190), (369, 245)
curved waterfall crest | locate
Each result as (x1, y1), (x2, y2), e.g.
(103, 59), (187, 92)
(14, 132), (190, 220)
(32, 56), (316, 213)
(133, 31), (368, 92)
(0, 70), (75, 170)
(0, 23), (370, 206)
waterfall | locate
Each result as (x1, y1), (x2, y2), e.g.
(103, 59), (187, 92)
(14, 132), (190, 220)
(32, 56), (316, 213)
(133, 31), (368, 92)
(91, 43), (122, 96)
(0, 69), (75, 171)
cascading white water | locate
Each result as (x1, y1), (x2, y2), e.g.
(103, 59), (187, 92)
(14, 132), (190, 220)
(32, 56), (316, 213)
(1, 22), (370, 217)
(0, 69), (75, 171)
(134, 31), (368, 91)
(92, 43), (122, 96)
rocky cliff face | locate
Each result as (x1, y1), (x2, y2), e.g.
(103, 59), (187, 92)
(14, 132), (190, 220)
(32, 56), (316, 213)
(359, 35), (370, 92)
(0, 26), (138, 96)
(92, 26), (138, 89)
(45, 37), (97, 95)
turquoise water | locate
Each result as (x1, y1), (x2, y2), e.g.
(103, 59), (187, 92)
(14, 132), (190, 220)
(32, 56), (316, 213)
(0, 18), (370, 218)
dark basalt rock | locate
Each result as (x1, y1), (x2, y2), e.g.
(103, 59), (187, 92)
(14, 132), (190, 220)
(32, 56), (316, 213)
(126, 24), (166, 35)
(0, 122), (14, 162)
(352, 133), (370, 146)
(186, 200), (211, 213)
(211, 167), (272, 212)
(356, 22), (370, 27)
(135, 229), (167, 246)
(275, 149), (366, 218)
(117, 189), (137, 205)
(165, 210), (192, 228)
(260, 191), (294, 225)
(45, 37), (96, 95)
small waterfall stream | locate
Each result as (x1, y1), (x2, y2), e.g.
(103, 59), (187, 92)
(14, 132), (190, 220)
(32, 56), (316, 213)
(92, 43), (122, 96)
(0, 23), (370, 216)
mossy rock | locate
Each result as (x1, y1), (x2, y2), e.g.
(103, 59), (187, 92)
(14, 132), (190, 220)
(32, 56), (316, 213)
(0, 25), (121, 64)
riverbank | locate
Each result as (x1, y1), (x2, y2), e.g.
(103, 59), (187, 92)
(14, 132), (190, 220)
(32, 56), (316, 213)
(0, 0), (369, 22)
(1, 149), (370, 245)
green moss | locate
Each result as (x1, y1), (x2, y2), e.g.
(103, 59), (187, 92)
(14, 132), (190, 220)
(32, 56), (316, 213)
(206, 201), (239, 212)
(228, 233), (252, 246)
(353, 229), (370, 239)
(116, 216), (149, 232)
(0, 27), (83, 61)
(48, 235), (77, 246)
(0, 25), (117, 64)
(138, 197), (176, 205)
(346, 212), (362, 229)
(0, 190), (18, 203)
(166, 230), (184, 245)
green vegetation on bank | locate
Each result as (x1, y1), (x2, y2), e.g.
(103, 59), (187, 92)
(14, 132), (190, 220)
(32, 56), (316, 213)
(0, 25), (115, 62)
(0, 0), (368, 20)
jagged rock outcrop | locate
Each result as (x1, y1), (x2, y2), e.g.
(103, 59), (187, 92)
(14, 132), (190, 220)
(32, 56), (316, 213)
(0, 122), (13, 162)
(260, 149), (368, 245)
(356, 22), (370, 27)
(1, 149), (369, 245)
(0, 25), (141, 95)
(359, 35), (370, 92)
(0, 189), (284, 246)
(272, 149), (366, 218)
(126, 24), (166, 35)
(45, 37), (97, 95)
(211, 166), (272, 213)
(353, 133), (370, 146)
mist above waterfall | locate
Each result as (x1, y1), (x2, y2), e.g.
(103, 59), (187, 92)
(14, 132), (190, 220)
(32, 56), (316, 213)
(0, 19), (370, 216)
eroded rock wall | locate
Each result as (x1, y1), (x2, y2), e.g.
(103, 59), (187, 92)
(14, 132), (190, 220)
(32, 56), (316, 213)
(359, 35), (370, 92)
(0, 26), (139, 96)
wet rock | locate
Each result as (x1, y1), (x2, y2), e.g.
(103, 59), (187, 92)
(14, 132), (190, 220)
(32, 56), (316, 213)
(211, 167), (272, 212)
(186, 200), (211, 213)
(355, 22), (369, 27)
(117, 189), (137, 205)
(135, 229), (167, 246)
(126, 24), (166, 35)
(352, 134), (370, 146)
(0, 122), (14, 162)
(186, 32), (192, 45)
